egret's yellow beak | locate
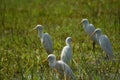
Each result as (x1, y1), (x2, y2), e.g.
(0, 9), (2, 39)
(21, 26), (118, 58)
(42, 58), (48, 63)
(78, 21), (81, 25)
(32, 27), (37, 31)
(90, 31), (96, 37)
(80, 20), (83, 24)
(78, 20), (83, 26)
(30, 27), (37, 32)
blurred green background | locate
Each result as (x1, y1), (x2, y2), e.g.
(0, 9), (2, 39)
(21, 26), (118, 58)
(0, 0), (119, 80)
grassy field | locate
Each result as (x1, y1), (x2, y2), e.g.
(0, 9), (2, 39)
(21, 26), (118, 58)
(0, 0), (120, 80)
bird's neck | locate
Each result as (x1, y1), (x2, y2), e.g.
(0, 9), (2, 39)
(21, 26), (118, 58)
(83, 21), (89, 27)
(83, 23), (89, 32)
(38, 30), (43, 38)
(49, 61), (56, 68)
(84, 23), (89, 28)
(96, 33), (101, 41)
(66, 43), (71, 46)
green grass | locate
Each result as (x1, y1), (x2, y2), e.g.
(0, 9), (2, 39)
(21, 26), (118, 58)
(0, 0), (119, 80)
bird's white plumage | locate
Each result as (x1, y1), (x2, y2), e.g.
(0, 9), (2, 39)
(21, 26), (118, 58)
(35, 25), (53, 54)
(99, 35), (113, 59)
(42, 33), (53, 54)
(87, 24), (95, 35)
(61, 37), (72, 64)
(48, 54), (76, 80)
(81, 19), (98, 50)
(89, 24), (97, 41)
(81, 19), (97, 41)
(92, 28), (113, 59)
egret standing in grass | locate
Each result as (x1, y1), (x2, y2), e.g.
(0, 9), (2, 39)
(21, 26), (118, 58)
(32, 25), (53, 54)
(80, 19), (98, 50)
(61, 37), (72, 64)
(47, 54), (76, 80)
(91, 28), (113, 59)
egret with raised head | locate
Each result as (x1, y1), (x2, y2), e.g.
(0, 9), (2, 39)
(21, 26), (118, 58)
(80, 19), (98, 50)
(32, 25), (53, 54)
(61, 37), (72, 64)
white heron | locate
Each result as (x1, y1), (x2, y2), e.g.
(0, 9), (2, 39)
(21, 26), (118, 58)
(80, 19), (98, 50)
(91, 28), (113, 59)
(47, 54), (76, 80)
(61, 37), (72, 64)
(32, 25), (53, 54)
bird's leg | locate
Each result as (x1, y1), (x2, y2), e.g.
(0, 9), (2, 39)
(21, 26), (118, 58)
(92, 41), (95, 52)
(106, 54), (112, 60)
(104, 54), (109, 60)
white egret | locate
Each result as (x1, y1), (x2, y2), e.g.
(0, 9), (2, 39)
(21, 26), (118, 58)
(47, 54), (76, 80)
(91, 28), (113, 59)
(80, 19), (98, 50)
(33, 25), (53, 54)
(61, 37), (72, 64)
